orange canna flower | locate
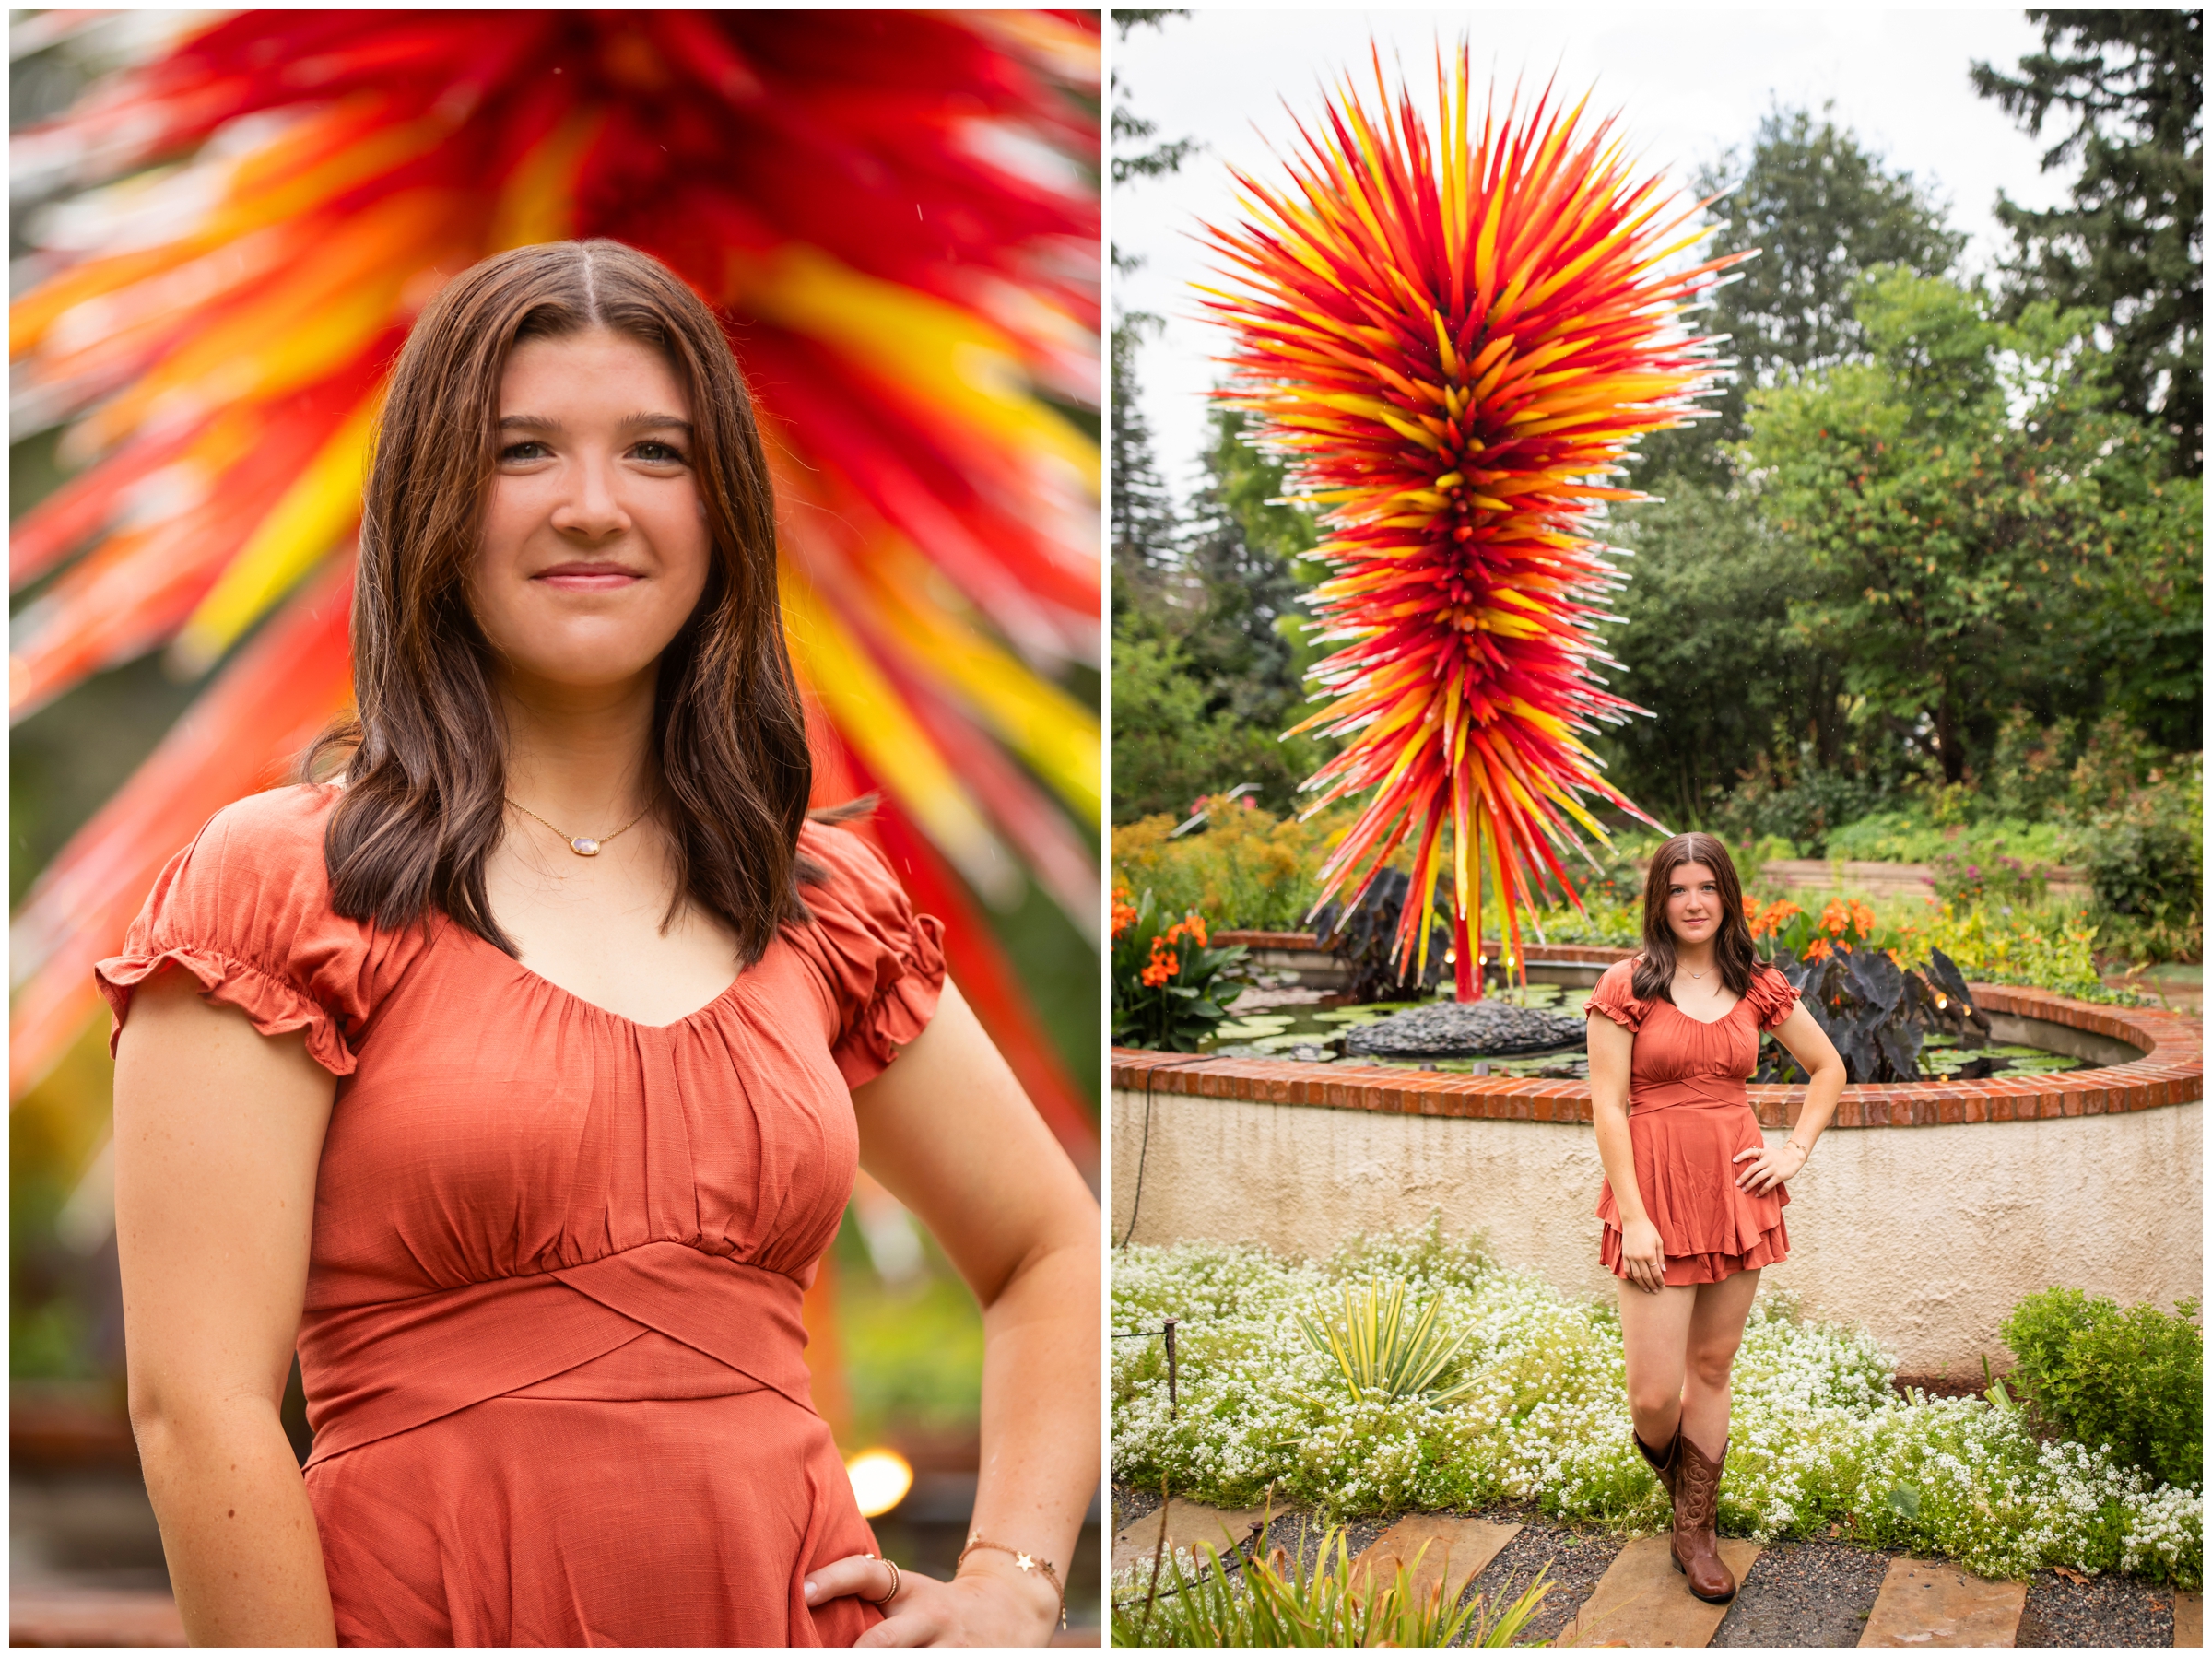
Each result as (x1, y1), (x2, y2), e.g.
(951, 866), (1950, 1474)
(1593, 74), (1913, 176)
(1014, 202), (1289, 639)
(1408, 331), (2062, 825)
(1819, 900), (1852, 936)
(1183, 913), (1209, 948)
(1849, 900), (1877, 935)
(1144, 934), (1182, 986)
(1804, 937), (1834, 962)
(1111, 888), (1138, 943)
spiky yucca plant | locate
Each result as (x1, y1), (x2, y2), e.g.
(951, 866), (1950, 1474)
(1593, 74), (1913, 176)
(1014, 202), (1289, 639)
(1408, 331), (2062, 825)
(1200, 47), (1746, 997)
(1297, 1276), (1480, 1408)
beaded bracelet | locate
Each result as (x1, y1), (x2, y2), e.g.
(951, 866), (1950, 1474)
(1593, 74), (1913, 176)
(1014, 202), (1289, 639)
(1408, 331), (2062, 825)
(957, 1534), (1067, 1631)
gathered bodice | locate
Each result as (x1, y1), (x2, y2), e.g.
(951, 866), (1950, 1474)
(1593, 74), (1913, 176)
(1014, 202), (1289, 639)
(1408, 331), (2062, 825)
(96, 783), (946, 1469)
(1583, 957), (1798, 1112)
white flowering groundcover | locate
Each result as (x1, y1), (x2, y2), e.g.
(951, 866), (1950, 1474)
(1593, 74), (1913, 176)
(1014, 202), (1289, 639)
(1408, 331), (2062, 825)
(1112, 1223), (2201, 1587)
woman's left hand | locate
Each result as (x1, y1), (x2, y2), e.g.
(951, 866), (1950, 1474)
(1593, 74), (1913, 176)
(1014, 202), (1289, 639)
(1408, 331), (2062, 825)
(1733, 1137), (1806, 1196)
(806, 1552), (1061, 1648)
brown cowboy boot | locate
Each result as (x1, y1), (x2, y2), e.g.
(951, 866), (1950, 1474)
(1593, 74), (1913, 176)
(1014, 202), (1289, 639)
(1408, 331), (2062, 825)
(1634, 1428), (1680, 1507)
(1670, 1433), (1736, 1603)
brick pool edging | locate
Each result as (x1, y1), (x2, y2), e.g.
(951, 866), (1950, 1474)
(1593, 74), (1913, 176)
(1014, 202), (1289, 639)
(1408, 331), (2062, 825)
(1115, 943), (2203, 1131)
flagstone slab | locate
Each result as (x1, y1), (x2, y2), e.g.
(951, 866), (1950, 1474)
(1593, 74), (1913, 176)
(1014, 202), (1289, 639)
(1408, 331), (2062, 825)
(2175, 1590), (2202, 1648)
(1109, 1498), (1269, 1579)
(1564, 1534), (1762, 1647)
(1859, 1557), (2027, 1647)
(1347, 1515), (1522, 1607)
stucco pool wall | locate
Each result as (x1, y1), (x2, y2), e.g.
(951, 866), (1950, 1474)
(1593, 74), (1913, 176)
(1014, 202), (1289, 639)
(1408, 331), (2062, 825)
(1111, 978), (2203, 1376)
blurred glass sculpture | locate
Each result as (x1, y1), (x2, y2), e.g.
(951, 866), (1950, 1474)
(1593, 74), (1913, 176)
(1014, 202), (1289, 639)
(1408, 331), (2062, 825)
(9, 12), (1102, 1157)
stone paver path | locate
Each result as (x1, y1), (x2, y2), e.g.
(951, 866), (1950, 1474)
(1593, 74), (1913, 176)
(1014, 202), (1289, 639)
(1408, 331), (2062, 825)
(1106, 1487), (2181, 1647)
(1564, 1535), (1762, 1647)
(1108, 1498), (1266, 1580)
(1857, 1558), (2028, 1647)
(1347, 1515), (1520, 1607)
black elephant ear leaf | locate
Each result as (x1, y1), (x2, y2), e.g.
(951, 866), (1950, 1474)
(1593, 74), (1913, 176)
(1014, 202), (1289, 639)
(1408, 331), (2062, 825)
(1843, 1028), (1880, 1084)
(1925, 947), (1974, 1010)
(1876, 1020), (1920, 1082)
(1846, 946), (1903, 1017)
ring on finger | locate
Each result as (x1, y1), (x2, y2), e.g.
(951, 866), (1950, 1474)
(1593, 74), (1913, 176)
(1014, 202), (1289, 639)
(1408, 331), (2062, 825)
(868, 1556), (901, 1609)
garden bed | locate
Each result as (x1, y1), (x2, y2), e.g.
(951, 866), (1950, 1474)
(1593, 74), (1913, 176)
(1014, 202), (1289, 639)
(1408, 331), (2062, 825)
(1111, 977), (2200, 1376)
(1110, 1228), (2204, 1597)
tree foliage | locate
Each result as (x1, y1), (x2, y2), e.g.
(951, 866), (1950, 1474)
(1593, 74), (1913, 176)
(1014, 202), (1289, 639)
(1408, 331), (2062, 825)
(1110, 320), (1181, 611)
(1641, 106), (1964, 486)
(1592, 477), (1846, 828)
(1110, 409), (1335, 821)
(1747, 267), (2200, 783)
(1109, 9), (1195, 269)
(1972, 10), (2203, 471)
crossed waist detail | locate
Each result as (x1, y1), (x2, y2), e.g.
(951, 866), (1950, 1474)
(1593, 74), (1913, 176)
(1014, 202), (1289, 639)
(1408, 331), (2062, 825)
(1629, 1075), (1757, 1115)
(297, 1241), (818, 1470)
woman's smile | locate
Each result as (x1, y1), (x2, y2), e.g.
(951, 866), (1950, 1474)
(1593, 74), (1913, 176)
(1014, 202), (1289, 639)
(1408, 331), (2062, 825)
(532, 559), (646, 593)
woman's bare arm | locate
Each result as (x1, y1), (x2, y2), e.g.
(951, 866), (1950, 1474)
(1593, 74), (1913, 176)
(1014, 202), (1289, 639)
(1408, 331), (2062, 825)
(1587, 1011), (1665, 1294)
(824, 980), (1100, 1646)
(1735, 1001), (1847, 1195)
(113, 969), (338, 1646)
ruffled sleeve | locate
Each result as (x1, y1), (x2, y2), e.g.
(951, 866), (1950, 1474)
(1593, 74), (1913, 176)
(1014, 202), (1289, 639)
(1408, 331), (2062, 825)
(1745, 963), (1802, 1033)
(93, 785), (384, 1077)
(792, 820), (947, 1089)
(1583, 958), (1649, 1033)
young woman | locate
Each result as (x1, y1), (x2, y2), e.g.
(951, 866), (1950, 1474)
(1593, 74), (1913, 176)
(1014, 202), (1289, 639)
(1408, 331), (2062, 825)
(1583, 832), (1845, 1604)
(101, 241), (1100, 1647)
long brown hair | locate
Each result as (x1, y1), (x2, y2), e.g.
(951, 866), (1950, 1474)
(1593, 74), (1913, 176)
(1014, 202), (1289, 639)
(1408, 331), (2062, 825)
(1632, 832), (1759, 1003)
(308, 239), (825, 964)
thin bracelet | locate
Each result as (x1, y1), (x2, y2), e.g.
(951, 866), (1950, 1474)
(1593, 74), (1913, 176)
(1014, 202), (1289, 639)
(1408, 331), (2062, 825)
(957, 1535), (1067, 1631)
(1785, 1139), (1810, 1158)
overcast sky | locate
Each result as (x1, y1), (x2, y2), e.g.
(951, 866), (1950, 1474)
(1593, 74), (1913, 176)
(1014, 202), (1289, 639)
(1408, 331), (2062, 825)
(1112, 6), (2081, 497)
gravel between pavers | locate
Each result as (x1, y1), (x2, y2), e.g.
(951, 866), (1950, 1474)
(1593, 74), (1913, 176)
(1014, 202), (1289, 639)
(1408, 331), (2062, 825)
(1456, 1509), (1625, 1647)
(1109, 1487), (2184, 1648)
(2016, 1566), (2179, 1648)
(1711, 1537), (1896, 1647)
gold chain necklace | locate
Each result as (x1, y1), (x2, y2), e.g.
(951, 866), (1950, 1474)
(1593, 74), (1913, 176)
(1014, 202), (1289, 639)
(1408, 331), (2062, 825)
(506, 796), (651, 858)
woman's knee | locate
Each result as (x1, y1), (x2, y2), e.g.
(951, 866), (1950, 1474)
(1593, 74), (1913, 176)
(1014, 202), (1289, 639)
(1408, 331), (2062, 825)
(1626, 1376), (1683, 1421)
(1687, 1338), (1739, 1391)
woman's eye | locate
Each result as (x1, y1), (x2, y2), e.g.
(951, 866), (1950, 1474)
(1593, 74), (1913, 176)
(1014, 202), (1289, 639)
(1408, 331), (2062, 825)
(631, 441), (687, 464)
(500, 440), (550, 463)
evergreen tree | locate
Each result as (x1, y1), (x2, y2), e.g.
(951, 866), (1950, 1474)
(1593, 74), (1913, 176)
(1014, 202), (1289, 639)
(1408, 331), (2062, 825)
(1972, 10), (2203, 471)
(1110, 10), (1195, 271)
(1177, 407), (1314, 726)
(1641, 106), (1965, 486)
(1109, 319), (1181, 615)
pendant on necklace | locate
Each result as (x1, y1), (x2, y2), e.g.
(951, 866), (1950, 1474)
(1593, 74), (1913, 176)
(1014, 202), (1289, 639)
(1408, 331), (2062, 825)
(570, 837), (601, 857)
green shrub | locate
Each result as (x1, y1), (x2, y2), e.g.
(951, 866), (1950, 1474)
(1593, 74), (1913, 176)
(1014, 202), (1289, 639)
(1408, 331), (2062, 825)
(1891, 899), (2111, 1001)
(2002, 1288), (2203, 1493)
(2076, 753), (2203, 964)
(1111, 800), (1360, 933)
(1822, 808), (2080, 869)
(1710, 760), (1900, 857)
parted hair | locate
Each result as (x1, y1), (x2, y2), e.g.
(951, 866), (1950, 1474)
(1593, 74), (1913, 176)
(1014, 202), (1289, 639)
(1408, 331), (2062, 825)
(306, 239), (836, 964)
(1632, 831), (1760, 1003)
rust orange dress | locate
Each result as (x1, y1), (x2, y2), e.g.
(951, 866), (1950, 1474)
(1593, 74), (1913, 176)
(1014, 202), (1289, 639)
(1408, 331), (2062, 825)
(96, 784), (946, 1647)
(1584, 957), (1800, 1287)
